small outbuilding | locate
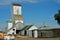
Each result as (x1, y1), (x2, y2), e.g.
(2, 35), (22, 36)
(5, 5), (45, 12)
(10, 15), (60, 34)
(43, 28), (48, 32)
(20, 24), (38, 37)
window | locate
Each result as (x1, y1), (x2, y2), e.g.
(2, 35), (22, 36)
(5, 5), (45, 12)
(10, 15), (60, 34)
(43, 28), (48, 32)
(13, 29), (15, 31)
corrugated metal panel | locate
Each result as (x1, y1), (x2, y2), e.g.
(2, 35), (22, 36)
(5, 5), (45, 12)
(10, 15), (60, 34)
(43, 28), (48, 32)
(15, 22), (24, 30)
(28, 30), (32, 37)
(38, 26), (60, 30)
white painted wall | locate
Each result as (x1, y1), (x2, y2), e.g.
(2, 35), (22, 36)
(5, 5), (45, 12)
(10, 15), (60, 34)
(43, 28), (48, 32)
(26, 25), (38, 37)
(20, 20), (23, 23)
(34, 30), (38, 38)
(7, 27), (16, 34)
(28, 30), (32, 37)
(12, 5), (23, 24)
(13, 6), (21, 15)
(28, 25), (38, 30)
(13, 27), (16, 34)
(7, 22), (16, 34)
(7, 22), (13, 30)
(15, 20), (23, 23)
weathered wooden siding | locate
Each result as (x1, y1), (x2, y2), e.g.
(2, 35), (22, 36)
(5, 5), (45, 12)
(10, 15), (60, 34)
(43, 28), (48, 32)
(53, 29), (60, 37)
(38, 30), (53, 38)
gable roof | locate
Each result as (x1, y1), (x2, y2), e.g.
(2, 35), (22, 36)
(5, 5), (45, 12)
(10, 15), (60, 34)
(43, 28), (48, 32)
(21, 25), (33, 30)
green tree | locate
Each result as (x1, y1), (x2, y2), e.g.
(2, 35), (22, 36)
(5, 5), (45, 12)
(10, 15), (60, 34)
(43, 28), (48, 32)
(54, 10), (60, 25)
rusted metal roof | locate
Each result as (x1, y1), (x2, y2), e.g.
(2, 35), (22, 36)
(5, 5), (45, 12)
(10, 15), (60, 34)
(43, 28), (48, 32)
(12, 4), (21, 6)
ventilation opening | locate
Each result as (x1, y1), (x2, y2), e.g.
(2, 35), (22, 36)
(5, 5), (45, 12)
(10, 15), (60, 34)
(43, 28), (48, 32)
(13, 29), (15, 31)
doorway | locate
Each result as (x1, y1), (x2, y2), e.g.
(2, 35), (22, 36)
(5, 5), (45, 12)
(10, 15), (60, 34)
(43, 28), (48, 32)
(32, 30), (34, 37)
(24, 30), (27, 35)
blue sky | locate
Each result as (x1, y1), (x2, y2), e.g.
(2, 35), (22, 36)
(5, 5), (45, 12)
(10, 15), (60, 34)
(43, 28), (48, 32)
(0, 0), (60, 30)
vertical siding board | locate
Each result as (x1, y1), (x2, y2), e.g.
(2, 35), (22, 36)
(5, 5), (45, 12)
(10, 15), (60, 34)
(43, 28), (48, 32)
(38, 30), (53, 38)
(28, 30), (32, 37)
(34, 30), (38, 38)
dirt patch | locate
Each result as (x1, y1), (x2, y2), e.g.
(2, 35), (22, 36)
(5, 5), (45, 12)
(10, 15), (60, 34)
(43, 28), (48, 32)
(15, 37), (60, 40)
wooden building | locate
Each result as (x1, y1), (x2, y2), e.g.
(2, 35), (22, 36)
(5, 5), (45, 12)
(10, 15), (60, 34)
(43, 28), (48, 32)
(32, 26), (60, 38)
(7, 4), (24, 35)
(20, 25), (38, 37)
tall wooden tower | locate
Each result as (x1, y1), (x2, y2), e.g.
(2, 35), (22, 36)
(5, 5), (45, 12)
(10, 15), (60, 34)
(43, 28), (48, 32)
(12, 4), (23, 24)
(7, 4), (24, 34)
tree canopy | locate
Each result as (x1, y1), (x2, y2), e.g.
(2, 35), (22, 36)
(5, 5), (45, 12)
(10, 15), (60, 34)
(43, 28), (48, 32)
(54, 10), (60, 25)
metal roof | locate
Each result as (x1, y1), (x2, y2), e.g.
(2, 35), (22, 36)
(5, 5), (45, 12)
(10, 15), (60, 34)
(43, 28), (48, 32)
(15, 22), (24, 30)
(21, 25), (33, 30)
(12, 4), (21, 6)
(38, 26), (60, 30)
(7, 19), (12, 23)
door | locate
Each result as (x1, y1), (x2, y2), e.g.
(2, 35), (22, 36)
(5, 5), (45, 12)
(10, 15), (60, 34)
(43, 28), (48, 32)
(24, 30), (27, 35)
(32, 30), (34, 37)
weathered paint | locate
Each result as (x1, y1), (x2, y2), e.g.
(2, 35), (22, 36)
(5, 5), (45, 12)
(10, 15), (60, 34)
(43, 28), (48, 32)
(7, 22), (13, 30)
(15, 20), (23, 23)
(34, 30), (38, 38)
(27, 25), (38, 37)
(7, 4), (24, 35)
(13, 6), (22, 15)
(28, 30), (32, 37)
(38, 30), (53, 38)
(21, 30), (25, 35)
(7, 21), (16, 34)
(12, 4), (23, 24)
(28, 25), (38, 30)
(7, 27), (16, 34)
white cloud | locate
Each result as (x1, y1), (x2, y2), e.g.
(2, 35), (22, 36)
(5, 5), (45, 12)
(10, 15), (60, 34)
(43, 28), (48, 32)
(0, 0), (60, 5)
(53, 0), (60, 3)
(21, 0), (39, 3)
(0, 0), (40, 5)
(57, 0), (60, 3)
